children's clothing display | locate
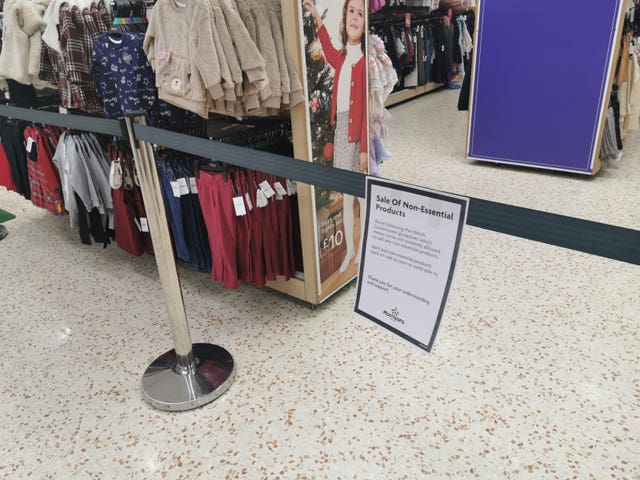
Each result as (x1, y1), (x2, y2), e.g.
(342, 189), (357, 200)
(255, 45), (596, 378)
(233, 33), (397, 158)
(370, 4), (475, 95)
(144, 0), (304, 118)
(371, 15), (449, 89)
(91, 30), (203, 130)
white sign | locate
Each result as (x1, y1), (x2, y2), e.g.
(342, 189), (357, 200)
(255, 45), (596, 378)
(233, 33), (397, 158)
(355, 177), (468, 352)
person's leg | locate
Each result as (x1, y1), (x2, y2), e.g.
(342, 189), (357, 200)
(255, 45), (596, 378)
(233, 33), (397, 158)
(0, 224), (8, 240)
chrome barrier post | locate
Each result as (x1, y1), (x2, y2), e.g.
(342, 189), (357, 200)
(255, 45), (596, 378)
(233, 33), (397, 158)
(123, 115), (235, 411)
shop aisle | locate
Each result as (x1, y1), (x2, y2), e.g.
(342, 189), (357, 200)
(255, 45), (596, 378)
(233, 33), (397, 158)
(0, 96), (639, 477)
(385, 89), (640, 231)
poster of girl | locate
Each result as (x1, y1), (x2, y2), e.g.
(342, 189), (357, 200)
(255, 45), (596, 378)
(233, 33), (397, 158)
(301, 0), (369, 297)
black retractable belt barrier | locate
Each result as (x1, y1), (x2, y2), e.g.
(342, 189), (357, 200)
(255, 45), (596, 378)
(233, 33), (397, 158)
(0, 104), (121, 136)
(133, 123), (366, 198)
(1, 104), (639, 267)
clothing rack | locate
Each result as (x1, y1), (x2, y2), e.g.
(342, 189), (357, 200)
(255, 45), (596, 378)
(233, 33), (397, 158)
(370, 8), (451, 106)
(109, 0), (148, 33)
(369, 5), (434, 23)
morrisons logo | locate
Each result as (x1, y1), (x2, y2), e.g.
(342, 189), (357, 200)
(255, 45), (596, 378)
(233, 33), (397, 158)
(383, 307), (404, 325)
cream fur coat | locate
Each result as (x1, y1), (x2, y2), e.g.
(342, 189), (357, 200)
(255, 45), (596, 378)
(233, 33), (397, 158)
(0, 0), (50, 86)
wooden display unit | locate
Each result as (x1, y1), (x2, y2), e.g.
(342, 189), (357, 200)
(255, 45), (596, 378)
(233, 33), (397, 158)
(265, 2), (322, 305)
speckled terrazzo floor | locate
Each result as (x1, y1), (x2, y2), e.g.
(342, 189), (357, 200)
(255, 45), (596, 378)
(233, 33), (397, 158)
(1, 89), (639, 479)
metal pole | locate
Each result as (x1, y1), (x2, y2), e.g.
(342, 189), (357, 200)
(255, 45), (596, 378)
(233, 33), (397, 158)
(123, 115), (235, 411)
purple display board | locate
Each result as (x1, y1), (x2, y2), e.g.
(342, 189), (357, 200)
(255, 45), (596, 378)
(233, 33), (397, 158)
(468, 1), (623, 173)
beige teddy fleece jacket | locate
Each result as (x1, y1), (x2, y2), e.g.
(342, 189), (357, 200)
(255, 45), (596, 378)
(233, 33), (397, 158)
(0, 0), (50, 86)
(143, 0), (225, 118)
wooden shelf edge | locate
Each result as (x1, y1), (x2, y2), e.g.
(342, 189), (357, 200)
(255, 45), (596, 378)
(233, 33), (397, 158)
(266, 277), (308, 302)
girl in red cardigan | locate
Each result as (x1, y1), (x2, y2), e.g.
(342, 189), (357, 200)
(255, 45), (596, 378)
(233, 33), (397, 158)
(304, 0), (368, 273)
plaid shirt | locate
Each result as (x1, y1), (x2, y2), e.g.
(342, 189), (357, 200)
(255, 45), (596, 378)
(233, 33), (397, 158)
(24, 125), (65, 215)
(51, 3), (110, 112)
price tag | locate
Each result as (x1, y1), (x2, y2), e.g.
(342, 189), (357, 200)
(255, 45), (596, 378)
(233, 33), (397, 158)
(286, 179), (297, 195)
(25, 137), (35, 153)
(273, 181), (287, 197)
(170, 180), (181, 197)
(259, 180), (276, 198)
(189, 177), (198, 194)
(178, 177), (190, 196)
(59, 106), (68, 114)
(256, 188), (269, 208)
(233, 196), (247, 216)
(245, 192), (253, 211)
(140, 217), (149, 232)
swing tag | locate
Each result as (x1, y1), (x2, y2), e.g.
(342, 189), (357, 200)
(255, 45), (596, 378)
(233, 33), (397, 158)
(259, 180), (276, 198)
(245, 192), (253, 211)
(140, 217), (149, 232)
(178, 177), (190, 196)
(256, 188), (269, 208)
(273, 181), (287, 198)
(232, 196), (247, 216)
(26, 137), (35, 153)
(286, 179), (297, 195)
(189, 177), (198, 194)
(170, 180), (181, 197)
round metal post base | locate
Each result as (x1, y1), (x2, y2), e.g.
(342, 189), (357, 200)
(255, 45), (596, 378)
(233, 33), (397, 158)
(141, 343), (235, 411)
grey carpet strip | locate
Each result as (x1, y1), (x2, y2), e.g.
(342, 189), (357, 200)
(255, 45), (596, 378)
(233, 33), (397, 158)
(1, 106), (637, 265)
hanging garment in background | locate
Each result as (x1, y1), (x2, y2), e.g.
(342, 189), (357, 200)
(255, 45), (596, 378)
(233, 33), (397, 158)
(107, 145), (154, 256)
(40, 1), (112, 112)
(23, 124), (65, 214)
(0, 0), (50, 86)
(0, 121), (30, 199)
(144, 0), (304, 117)
(52, 131), (114, 243)
(156, 154), (213, 273)
(404, 29), (419, 88)
(194, 167), (295, 290)
(91, 30), (205, 131)
(92, 31), (157, 118)
(457, 10), (475, 110)
(0, 143), (18, 192)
